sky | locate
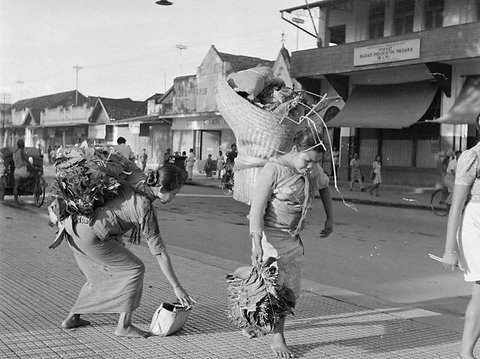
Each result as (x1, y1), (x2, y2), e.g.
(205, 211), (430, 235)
(0, 0), (320, 103)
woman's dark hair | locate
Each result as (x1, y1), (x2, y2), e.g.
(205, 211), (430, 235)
(17, 139), (25, 149)
(292, 127), (325, 153)
(146, 164), (188, 191)
(117, 137), (126, 144)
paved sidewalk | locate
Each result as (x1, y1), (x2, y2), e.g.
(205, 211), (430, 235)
(0, 216), (468, 359)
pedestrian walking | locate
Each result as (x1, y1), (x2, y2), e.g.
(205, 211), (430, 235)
(185, 148), (195, 181)
(349, 153), (364, 191)
(48, 164), (195, 338)
(247, 127), (333, 358)
(362, 155), (382, 196)
(217, 150), (225, 179)
(50, 146), (56, 164)
(225, 143), (237, 172)
(204, 154), (214, 179)
(442, 116), (480, 359)
(114, 137), (135, 162)
(140, 148), (148, 172)
(444, 150), (462, 194)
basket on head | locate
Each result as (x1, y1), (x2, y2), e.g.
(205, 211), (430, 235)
(215, 79), (306, 204)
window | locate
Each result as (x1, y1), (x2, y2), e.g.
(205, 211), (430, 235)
(393, 0), (415, 35)
(424, 0), (444, 30)
(329, 25), (346, 45)
(368, 3), (385, 39)
(105, 125), (113, 142)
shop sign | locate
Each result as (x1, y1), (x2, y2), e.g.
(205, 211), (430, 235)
(172, 117), (227, 130)
(353, 38), (421, 66)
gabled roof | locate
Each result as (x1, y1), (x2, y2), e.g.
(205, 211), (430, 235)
(88, 97), (147, 122)
(279, 45), (291, 65)
(12, 90), (88, 111)
(146, 93), (164, 102)
(216, 50), (274, 72)
(158, 86), (174, 105)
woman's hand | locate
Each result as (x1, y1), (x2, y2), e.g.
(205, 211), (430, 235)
(442, 251), (459, 272)
(251, 245), (263, 266)
(173, 285), (196, 309)
(320, 218), (333, 237)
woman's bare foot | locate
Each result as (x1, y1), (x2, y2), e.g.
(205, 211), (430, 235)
(271, 333), (294, 358)
(115, 324), (150, 338)
(61, 314), (90, 329)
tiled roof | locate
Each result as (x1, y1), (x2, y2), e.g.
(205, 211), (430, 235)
(217, 51), (274, 72)
(12, 90), (88, 111)
(97, 97), (147, 121)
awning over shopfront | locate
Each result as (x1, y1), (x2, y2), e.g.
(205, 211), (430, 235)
(431, 75), (480, 125)
(327, 82), (438, 129)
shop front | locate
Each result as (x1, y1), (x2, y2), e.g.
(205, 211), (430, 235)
(171, 114), (235, 173)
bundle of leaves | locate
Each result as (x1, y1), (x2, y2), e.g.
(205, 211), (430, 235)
(51, 146), (137, 219)
(225, 257), (295, 336)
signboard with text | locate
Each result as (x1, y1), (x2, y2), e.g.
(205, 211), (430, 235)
(353, 38), (421, 66)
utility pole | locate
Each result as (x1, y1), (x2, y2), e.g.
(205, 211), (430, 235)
(73, 65), (83, 106)
(175, 44), (187, 73)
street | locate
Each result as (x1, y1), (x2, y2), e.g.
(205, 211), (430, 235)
(1, 173), (470, 320)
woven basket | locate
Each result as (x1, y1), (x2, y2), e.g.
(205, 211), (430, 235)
(215, 79), (305, 204)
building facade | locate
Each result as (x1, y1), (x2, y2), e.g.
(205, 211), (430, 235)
(285, 0), (480, 187)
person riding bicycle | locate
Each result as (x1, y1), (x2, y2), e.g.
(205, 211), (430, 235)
(13, 139), (35, 204)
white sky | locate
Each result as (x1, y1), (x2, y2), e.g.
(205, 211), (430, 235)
(0, 0), (319, 103)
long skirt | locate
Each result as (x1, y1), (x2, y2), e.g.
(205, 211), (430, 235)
(68, 223), (145, 314)
(458, 202), (480, 282)
(255, 227), (304, 301)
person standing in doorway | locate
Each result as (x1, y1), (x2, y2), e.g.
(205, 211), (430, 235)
(185, 148), (195, 181)
(204, 154), (214, 180)
(140, 148), (148, 172)
(349, 153), (364, 191)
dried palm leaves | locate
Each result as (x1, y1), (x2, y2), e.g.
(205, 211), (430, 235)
(226, 257), (295, 336)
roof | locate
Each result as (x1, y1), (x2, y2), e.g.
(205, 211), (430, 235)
(89, 97), (147, 122)
(217, 51), (273, 72)
(146, 93), (164, 101)
(12, 90), (88, 111)
(279, 45), (291, 65)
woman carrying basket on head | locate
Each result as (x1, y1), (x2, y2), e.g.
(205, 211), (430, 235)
(49, 163), (195, 337)
(247, 128), (334, 358)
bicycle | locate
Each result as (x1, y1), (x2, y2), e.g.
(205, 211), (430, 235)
(430, 186), (451, 216)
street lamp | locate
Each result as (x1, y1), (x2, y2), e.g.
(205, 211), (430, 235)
(155, 0), (172, 5)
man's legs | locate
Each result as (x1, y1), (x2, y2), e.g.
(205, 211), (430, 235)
(13, 176), (22, 204)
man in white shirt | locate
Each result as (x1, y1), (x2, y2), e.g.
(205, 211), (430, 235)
(114, 137), (136, 162)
